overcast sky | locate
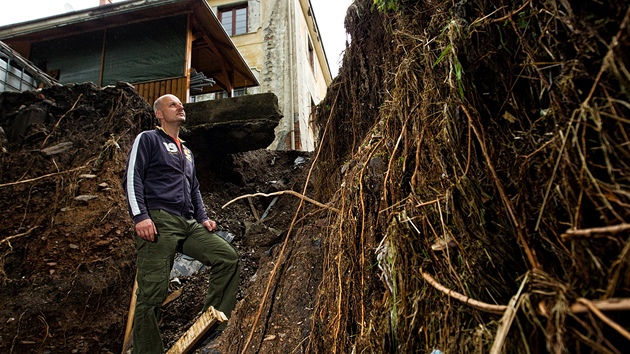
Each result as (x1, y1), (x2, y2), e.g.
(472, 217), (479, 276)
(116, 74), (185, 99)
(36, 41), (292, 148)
(0, 0), (351, 77)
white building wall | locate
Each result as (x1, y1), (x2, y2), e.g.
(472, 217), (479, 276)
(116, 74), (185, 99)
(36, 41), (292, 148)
(207, 0), (331, 151)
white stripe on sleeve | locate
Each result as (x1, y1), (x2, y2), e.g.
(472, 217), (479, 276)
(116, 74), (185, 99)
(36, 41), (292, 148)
(127, 132), (146, 216)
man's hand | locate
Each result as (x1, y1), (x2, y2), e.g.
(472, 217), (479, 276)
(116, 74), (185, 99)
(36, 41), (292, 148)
(202, 219), (217, 232)
(135, 219), (158, 242)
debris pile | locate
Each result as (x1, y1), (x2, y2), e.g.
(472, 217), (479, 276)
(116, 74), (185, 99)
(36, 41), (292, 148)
(311, 0), (630, 353)
(0, 82), (150, 352)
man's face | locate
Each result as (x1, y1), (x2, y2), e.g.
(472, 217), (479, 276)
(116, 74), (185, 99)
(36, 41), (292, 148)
(156, 95), (186, 125)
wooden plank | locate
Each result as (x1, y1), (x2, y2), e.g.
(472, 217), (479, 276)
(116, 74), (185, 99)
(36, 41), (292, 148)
(159, 80), (167, 97)
(166, 79), (172, 96)
(139, 83), (146, 102)
(166, 306), (227, 354)
(121, 273), (138, 354)
(133, 78), (188, 104)
(149, 82), (156, 105)
(172, 79), (179, 100)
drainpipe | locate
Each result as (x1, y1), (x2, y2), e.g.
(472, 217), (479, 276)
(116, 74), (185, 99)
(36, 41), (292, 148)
(287, 0), (296, 150)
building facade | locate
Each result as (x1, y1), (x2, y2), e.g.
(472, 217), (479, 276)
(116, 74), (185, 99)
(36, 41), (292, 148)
(204, 0), (332, 151)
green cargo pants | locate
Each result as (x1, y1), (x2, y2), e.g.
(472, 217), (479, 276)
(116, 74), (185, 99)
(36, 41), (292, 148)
(132, 209), (240, 354)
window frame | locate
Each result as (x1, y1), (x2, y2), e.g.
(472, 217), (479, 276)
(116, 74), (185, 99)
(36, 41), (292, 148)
(307, 34), (315, 71)
(219, 4), (249, 36)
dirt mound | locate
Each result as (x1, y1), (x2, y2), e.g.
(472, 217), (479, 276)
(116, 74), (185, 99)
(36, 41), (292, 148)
(0, 82), (151, 353)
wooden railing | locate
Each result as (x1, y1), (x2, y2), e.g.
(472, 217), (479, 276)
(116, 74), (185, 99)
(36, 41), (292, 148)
(134, 77), (188, 105)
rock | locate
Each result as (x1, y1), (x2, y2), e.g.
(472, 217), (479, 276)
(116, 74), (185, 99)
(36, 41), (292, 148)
(41, 142), (73, 155)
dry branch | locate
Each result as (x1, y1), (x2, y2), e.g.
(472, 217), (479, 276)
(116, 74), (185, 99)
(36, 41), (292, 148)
(490, 274), (529, 354)
(0, 226), (39, 246)
(40, 94), (82, 148)
(222, 190), (339, 213)
(562, 223), (630, 240)
(574, 298), (630, 341)
(0, 160), (95, 189)
(571, 298), (630, 314)
(121, 274), (138, 354)
(421, 269), (507, 314)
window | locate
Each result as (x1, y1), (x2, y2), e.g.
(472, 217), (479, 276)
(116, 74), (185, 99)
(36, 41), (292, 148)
(307, 35), (314, 71)
(215, 88), (247, 99)
(219, 4), (248, 36)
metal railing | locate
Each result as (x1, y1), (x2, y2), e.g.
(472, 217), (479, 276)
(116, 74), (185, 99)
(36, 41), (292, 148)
(0, 55), (37, 92)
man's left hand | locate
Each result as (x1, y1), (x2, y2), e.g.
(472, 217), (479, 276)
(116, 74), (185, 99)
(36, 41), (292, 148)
(202, 219), (217, 232)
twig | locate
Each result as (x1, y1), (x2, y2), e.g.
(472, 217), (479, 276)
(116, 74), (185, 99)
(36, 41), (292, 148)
(415, 198), (443, 208)
(10, 311), (26, 354)
(222, 190), (339, 213)
(562, 223), (630, 240)
(490, 1), (531, 23)
(421, 269), (507, 314)
(246, 197), (260, 220)
(1, 226), (39, 246)
(490, 273), (529, 354)
(37, 312), (50, 344)
(575, 298), (630, 341)
(40, 94), (82, 148)
(581, 7), (630, 106)
(571, 298), (630, 314)
(0, 160), (95, 189)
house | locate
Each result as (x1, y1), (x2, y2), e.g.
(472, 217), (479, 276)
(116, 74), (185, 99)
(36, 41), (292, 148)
(0, 0), (332, 152)
(0, 0), (259, 105)
(204, 0), (333, 151)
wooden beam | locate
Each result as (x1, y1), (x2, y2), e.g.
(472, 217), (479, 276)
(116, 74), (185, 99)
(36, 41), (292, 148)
(184, 14), (193, 103)
(121, 273), (138, 354)
(166, 306), (228, 354)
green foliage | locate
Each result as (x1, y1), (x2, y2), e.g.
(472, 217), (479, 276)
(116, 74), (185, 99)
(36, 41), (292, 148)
(373, 0), (398, 12)
(433, 44), (452, 68)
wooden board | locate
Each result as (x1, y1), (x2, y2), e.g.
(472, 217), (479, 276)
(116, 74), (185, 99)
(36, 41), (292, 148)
(166, 306), (228, 354)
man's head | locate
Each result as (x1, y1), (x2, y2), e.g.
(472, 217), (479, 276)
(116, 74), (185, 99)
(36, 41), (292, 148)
(153, 94), (186, 126)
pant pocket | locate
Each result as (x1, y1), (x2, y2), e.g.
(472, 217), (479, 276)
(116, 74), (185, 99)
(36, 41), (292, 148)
(136, 258), (170, 306)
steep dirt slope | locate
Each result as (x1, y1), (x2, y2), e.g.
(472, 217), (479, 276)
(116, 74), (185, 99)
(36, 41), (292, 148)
(309, 0), (630, 353)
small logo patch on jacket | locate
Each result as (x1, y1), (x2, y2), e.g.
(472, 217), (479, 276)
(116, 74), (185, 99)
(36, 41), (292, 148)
(163, 142), (179, 153)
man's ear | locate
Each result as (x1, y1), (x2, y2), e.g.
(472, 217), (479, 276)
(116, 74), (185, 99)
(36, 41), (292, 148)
(155, 110), (163, 119)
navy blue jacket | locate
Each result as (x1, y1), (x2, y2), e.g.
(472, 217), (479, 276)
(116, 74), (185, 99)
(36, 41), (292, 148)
(123, 127), (209, 225)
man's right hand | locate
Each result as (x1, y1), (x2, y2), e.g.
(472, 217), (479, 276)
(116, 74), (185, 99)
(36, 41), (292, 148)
(135, 219), (158, 242)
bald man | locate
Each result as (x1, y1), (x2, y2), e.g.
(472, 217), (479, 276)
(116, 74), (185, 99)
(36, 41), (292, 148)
(123, 94), (239, 353)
